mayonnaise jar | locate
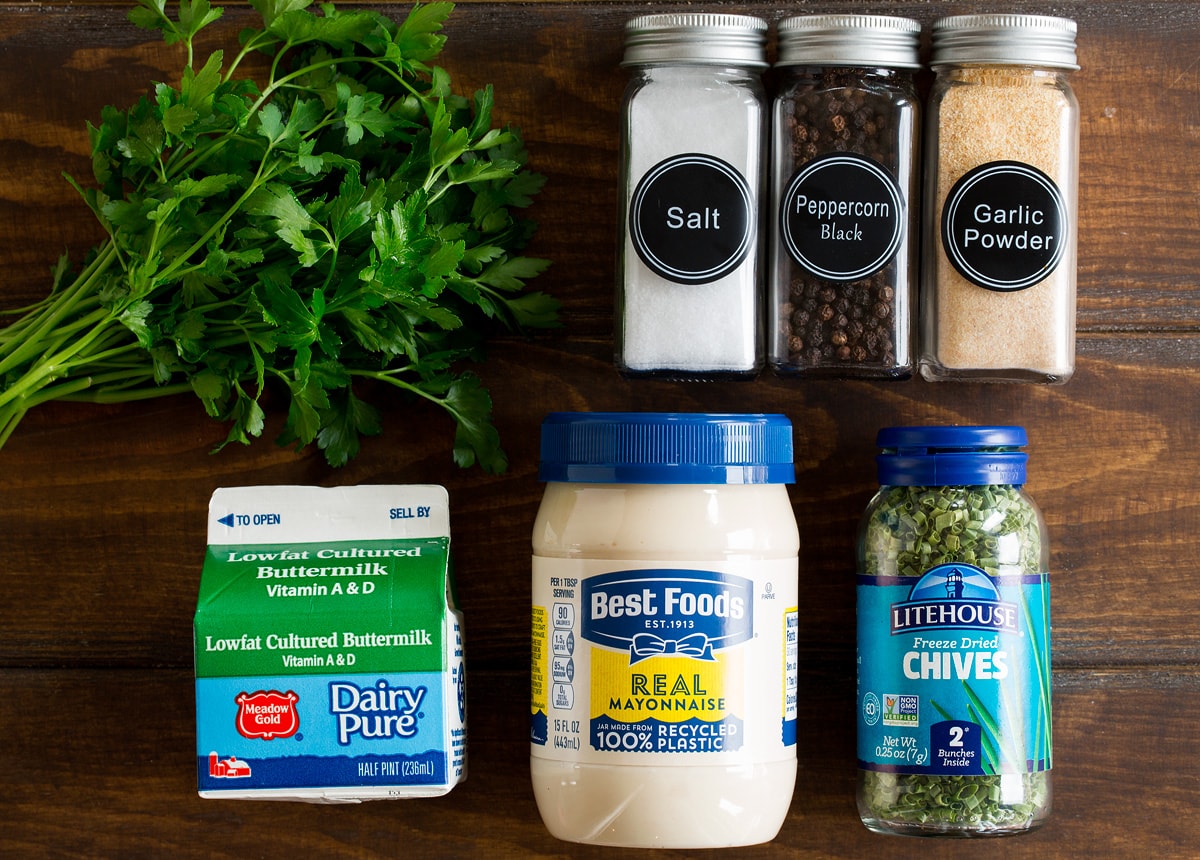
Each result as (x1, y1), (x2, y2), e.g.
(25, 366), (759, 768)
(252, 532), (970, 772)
(530, 412), (799, 847)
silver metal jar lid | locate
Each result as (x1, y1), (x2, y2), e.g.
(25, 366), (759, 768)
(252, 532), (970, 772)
(931, 14), (1079, 70)
(622, 13), (769, 68)
(776, 14), (921, 69)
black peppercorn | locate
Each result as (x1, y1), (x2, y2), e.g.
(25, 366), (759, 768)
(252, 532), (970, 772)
(768, 15), (920, 379)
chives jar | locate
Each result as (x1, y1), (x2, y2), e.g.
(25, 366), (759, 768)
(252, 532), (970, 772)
(769, 15), (920, 379)
(921, 15), (1080, 383)
(615, 14), (768, 380)
(856, 426), (1052, 837)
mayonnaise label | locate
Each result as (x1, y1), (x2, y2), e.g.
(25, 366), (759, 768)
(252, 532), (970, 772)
(532, 558), (797, 765)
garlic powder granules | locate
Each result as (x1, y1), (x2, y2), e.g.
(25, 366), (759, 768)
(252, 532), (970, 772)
(922, 14), (1080, 383)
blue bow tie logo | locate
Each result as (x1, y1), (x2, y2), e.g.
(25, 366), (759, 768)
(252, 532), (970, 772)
(629, 633), (716, 665)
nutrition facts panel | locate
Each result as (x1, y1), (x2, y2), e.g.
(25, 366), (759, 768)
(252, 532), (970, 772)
(551, 601), (576, 710)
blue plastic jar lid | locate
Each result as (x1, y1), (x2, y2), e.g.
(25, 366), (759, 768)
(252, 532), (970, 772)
(539, 412), (795, 484)
(876, 425), (1028, 486)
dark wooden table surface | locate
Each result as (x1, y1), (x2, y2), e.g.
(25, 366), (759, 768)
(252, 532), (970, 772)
(2, 2), (1198, 858)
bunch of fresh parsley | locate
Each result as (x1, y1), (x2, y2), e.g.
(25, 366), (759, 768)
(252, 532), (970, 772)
(0, 0), (556, 469)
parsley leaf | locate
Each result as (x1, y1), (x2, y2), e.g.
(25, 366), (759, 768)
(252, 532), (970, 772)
(0, 0), (557, 469)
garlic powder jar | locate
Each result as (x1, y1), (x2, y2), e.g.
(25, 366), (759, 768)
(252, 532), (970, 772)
(531, 412), (799, 847)
(921, 15), (1080, 383)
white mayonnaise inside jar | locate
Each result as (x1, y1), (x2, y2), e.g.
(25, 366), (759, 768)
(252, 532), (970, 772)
(530, 412), (800, 847)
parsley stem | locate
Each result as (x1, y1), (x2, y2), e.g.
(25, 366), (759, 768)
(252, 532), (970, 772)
(64, 378), (195, 403)
(0, 307), (127, 411)
(0, 244), (118, 372)
(0, 406), (27, 449)
(0, 296), (111, 378)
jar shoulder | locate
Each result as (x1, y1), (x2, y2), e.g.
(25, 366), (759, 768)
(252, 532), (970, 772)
(775, 69), (919, 107)
(534, 483), (799, 558)
(927, 67), (1078, 109)
(858, 484), (1048, 577)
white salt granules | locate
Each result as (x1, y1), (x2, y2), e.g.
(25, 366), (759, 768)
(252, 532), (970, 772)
(618, 65), (765, 376)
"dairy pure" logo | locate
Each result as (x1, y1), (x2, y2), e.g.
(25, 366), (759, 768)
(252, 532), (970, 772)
(329, 679), (426, 745)
(581, 569), (754, 665)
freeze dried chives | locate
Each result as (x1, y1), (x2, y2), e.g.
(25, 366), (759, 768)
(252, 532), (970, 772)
(857, 426), (1053, 837)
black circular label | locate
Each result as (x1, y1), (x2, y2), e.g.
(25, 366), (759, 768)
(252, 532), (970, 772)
(941, 160), (1067, 292)
(629, 154), (754, 285)
(779, 153), (905, 282)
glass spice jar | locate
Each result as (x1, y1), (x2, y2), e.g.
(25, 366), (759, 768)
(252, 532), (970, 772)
(769, 15), (920, 379)
(615, 14), (768, 380)
(921, 15), (1080, 383)
(856, 426), (1053, 837)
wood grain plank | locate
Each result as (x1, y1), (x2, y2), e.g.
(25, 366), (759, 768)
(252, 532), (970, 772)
(1, 335), (1197, 669)
(0, 2), (1197, 856)
(1, 667), (1195, 859)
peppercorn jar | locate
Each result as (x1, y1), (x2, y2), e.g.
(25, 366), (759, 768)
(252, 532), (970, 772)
(615, 14), (768, 380)
(856, 426), (1052, 837)
(768, 15), (920, 379)
(921, 15), (1080, 383)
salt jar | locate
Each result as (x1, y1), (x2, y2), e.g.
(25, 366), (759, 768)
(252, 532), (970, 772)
(615, 14), (768, 380)
(769, 14), (921, 379)
(531, 412), (799, 847)
(921, 15), (1080, 383)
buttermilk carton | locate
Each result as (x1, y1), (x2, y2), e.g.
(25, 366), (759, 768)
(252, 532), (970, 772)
(194, 485), (466, 802)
